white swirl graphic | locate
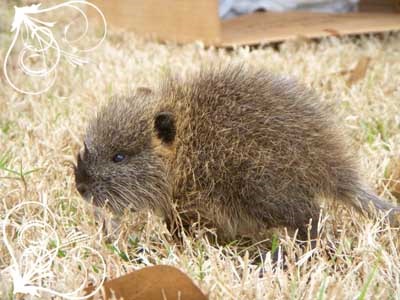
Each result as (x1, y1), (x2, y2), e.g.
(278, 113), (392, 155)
(1, 200), (106, 299)
(3, 0), (107, 95)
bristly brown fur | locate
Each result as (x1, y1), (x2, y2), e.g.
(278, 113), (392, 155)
(75, 64), (399, 242)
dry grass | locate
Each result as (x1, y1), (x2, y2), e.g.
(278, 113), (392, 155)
(1, 2), (400, 299)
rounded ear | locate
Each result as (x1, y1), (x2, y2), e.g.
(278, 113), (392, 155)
(154, 112), (176, 144)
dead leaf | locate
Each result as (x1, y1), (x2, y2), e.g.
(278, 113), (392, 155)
(346, 56), (371, 87)
(323, 28), (341, 37)
(86, 265), (208, 300)
(395, 0), (400, 11)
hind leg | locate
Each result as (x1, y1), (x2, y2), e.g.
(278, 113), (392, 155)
(260, 197), (320, 251)
(248, 195), (321, 244)
(290, 200), (320, 246)
(267, 200), (320, 268)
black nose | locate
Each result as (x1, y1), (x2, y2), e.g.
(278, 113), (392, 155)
(76, 183), (89, 196)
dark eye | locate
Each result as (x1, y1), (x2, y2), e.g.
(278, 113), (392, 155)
(112, 153), (126, 163)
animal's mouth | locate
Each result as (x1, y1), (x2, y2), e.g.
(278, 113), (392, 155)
(75, 183), (101, 206)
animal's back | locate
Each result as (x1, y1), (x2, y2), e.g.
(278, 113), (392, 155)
(165, 65), (360, 239)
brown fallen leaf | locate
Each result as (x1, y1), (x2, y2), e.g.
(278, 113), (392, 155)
(86, 265), (208, 300)
(346, 56), (371, 87)
(323, 28), (341, 37)
(395, 0), (400, 11)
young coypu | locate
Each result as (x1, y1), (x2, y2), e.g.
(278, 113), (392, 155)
(75, 64), (399, 242)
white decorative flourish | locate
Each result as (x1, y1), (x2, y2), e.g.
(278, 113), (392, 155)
(3, 0), (107, 95)
(1, 200), (106, 299)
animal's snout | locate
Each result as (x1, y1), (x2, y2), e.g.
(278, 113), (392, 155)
(74, 152), (92, 198)
(76, 182), (89, 197)
(75, 152), (89, 179)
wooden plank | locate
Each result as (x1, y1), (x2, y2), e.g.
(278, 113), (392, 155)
(90, 0), (220, 44)
(221, 12), (400, 46)
(359, 0), (398, 12)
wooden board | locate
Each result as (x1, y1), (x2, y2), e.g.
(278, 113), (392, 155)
(89, 0), (400, 46)
(90, 0), (221, 44)
(359, 0), (399, 12)
(221, 12), (400, 46)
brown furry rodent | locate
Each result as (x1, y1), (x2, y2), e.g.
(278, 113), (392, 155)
(75, 64), (399, 242)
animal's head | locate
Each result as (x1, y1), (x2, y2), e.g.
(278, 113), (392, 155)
(74, 88), (176, 216)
